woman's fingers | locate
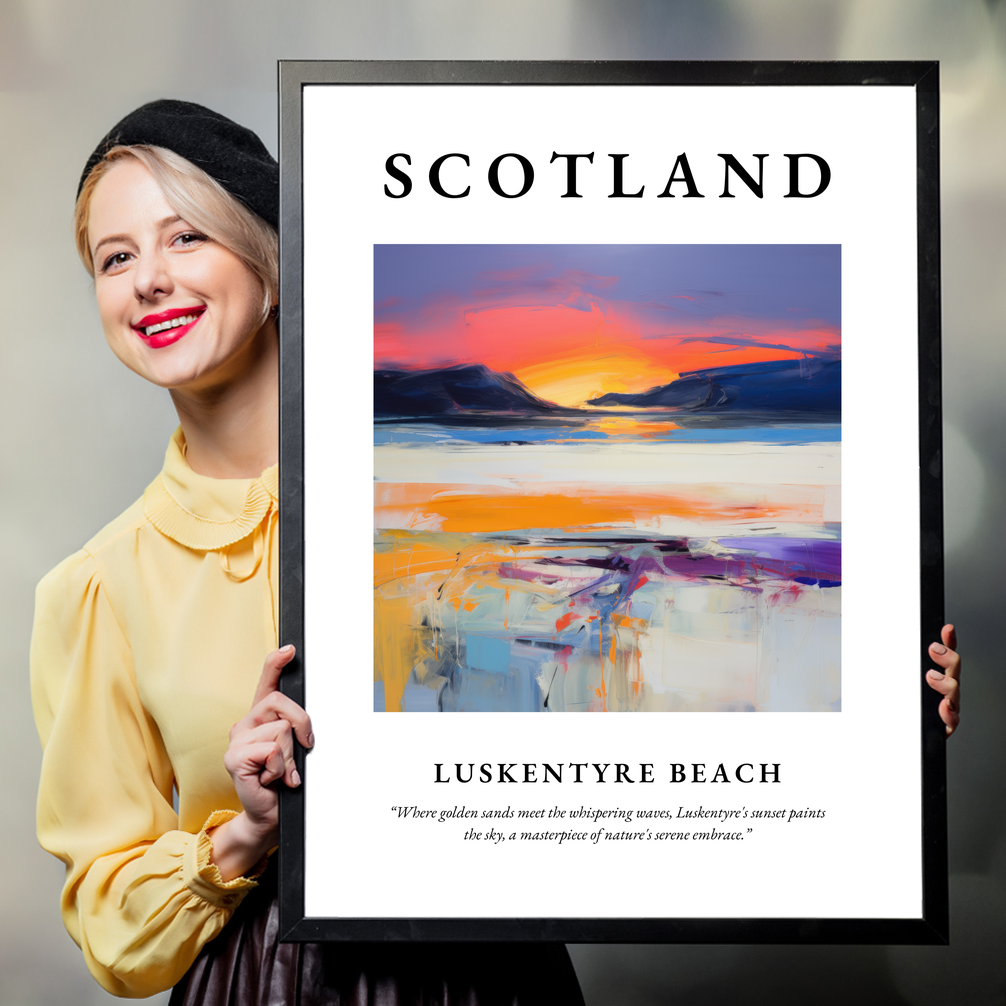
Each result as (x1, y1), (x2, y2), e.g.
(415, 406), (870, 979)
(258, 741), (289, 787)
(928, 632), (961, 685)
(926, 669), (960, 736)
(927, 623), (961, 737)
(252, 644), (296, 706)
(926, 668), (959, 704)
(941, 623), (958, 653)
(929, 634), (960, 677)
(254, 691), (314, 748)
(924, 680), (960, 736)
(230, 719), (302, 788)
(232, 689), (314, 750)
(223, 644), (312, 813)
(242, 644), (314, 749)
(224, 738), (287, 787)
(218, 646), (309, 845)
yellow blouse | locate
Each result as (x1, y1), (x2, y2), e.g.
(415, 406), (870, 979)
(31, 428), (279, 998)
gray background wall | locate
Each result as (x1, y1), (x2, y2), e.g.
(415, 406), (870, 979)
(1, 2), (1003, 1003)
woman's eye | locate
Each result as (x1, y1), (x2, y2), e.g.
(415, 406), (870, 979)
(101, 251), (132, 273)
(173, 231), (208, 248)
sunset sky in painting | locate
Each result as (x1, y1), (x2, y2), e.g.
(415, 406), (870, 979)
(374, 245), (840, 407)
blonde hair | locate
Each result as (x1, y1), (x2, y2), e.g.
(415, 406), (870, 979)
(75, 145), (278, 323)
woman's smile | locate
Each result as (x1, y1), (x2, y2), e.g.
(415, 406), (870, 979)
(133, 306), (207, 348)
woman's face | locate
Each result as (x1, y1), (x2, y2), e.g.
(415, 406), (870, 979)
(87, 158), (269, 393)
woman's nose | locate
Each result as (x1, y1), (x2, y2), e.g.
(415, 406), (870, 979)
(133, 249), (173, 302)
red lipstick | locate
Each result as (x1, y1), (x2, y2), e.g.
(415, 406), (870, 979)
(132, 306), (205, 349)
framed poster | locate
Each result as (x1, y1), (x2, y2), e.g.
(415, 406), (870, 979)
(277, 61), (946, 943)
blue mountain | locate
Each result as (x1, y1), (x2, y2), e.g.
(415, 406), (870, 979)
(375, 364), (557, 418)
(586, 358), (841, 416)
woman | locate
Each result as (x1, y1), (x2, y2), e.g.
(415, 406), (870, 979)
(31, 100), (586, 1003)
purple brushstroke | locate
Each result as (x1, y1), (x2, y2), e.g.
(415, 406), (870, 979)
(716, 537), (841, 578)
(495, 536), (841, 606)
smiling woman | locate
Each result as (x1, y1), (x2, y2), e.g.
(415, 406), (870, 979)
(30, 100), (585, 1004)
(87, 158), (270, 382)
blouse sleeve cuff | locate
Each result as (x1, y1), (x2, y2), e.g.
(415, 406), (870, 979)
(182, 810), (269, 909)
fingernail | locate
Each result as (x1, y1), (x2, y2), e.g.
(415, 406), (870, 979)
(292, 768), (301, 787)
(928, 670), (944, 679)
(280, 644), (295, 654)
(931, 643), (947, 655)
(306, 732), (315, 748)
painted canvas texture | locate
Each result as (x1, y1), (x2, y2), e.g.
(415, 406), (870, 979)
(374, 245), (840, 713)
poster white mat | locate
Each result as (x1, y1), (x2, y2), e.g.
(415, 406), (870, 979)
(300, 84), (920, 920)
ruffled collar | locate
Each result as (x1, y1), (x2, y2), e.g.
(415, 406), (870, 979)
(143, 428), (278, 551)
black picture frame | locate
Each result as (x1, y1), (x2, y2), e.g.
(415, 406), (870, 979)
(277, 60), (945, 944)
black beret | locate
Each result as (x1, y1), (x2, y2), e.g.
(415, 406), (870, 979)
(78, 99), (278, 228)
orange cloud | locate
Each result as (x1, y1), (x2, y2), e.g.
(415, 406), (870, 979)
(375, 298), (837, 389)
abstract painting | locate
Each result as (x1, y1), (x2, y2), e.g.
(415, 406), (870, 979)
(374, 245), (840, 713)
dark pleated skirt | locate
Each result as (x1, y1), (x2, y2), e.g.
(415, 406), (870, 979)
(169, 869), (584, 1006)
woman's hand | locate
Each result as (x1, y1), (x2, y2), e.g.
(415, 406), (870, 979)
(209, 645), (314, 881)
(926, 624), (961, 737)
